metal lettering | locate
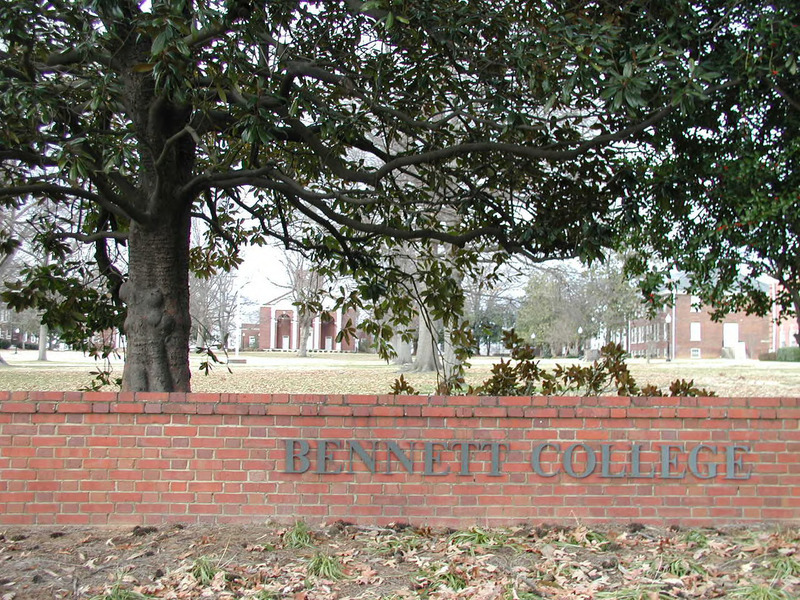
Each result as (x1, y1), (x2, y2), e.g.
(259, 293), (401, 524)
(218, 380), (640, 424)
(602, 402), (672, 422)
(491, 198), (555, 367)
(531, 443), (560, 477)
(600, 443), (627, 478)
(314, 440), (342, 474)
(481, 441), (509, 477)
(688, 444), (718, 479)
(660, 444), (685, 479)
(725, 444), (752, 480)
(284, 439), (310, 473)
(385, 441), (415, 474)
(347, 440), (376, 474)
(449, 441), (480, 475)
(630, 443), (654, 478)
(563, 443), (596, 478)
(423, 442), (450, 476)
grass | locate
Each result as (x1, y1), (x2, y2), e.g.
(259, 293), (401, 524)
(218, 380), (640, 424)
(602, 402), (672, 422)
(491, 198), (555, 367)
(448, 526), (505, 549)
(283, 520), (314, 549)
(306, 551), (345, 580)
(189, 556), (228, 587)
(0, 351), (798, 396)
(90, 581), (152, 600)
(729, 584), (790, 600)
(763, 554), (800, 579)
(664, 556), (707, 577)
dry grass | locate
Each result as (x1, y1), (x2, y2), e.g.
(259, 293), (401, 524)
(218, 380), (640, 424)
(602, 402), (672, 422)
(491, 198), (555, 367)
(0, 349), (797, 396)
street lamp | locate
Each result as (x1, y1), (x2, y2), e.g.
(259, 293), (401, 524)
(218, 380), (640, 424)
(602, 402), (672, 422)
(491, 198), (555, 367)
(577, 326), (583, 357)
(664, 313), (672, 362)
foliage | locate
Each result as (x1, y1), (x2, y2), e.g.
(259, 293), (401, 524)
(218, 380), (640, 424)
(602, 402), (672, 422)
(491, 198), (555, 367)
(470, 330), (715, 397)
(390, 374), (419, 395)
(622, 1), (800, 346)
(0, 0), (755, 391)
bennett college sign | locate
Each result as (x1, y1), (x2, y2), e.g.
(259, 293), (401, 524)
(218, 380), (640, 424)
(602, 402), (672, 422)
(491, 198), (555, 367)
(284, 439), (752, 480)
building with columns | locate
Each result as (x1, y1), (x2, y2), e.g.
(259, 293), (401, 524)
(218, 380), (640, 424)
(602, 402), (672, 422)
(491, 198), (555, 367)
(239, 304), (359, 352)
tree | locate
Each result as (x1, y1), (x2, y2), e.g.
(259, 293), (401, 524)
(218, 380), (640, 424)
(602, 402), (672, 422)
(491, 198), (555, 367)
(0, 1), (738, 391)
(622, 2), (800, 345)
(278, 251), (326, 358)
(464, 264), (523, 356)
(189, 268), (238, 349)
(516, 266), (583, 357)
(515, 259), (640, 356)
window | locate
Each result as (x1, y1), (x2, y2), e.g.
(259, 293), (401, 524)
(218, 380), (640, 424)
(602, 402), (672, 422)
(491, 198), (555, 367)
(691, 348), (701, 359)
(690, 296), (701, 313)
(690, 322), (701, 342)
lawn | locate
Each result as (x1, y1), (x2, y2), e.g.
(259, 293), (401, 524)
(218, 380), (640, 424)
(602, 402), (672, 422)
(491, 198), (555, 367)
(0, 349), (797, 396)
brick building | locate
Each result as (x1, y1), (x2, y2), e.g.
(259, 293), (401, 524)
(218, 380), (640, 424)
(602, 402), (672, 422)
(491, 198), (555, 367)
(629, 283), (798, 360)
(239, 304), (359, 352)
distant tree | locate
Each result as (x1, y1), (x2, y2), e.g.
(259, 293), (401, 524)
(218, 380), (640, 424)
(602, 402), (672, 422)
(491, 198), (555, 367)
(189, 269), (238, 350)
(0, 1), (745, 391)
(516, 259), (640, 356)
(516, 267), (580, 357)
(281, 252), (326, 358)
(464, 264), (522, 356)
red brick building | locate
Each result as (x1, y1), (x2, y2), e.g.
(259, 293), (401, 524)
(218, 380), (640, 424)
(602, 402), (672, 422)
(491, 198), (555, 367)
(629, 285), (797, 360)
(239, 304), (359, 352)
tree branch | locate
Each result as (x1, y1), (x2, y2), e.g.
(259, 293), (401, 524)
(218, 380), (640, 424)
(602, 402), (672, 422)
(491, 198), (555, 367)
(50, 230), (129, 243)
(0, 150), (59, 168)
(0, 183), (137, 223)
(774, 83), (800, 113)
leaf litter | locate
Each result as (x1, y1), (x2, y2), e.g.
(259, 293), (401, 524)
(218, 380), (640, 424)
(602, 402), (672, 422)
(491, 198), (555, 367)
(0, 522), (798, 599)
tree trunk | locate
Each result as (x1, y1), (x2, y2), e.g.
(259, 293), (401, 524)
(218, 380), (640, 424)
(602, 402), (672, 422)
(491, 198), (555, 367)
(120, 212), (192, 392)
(792, 291), (800, 348)
(297, 312), (313, 357)
(412, 312), (440, 372)
(441, 325), (460, 383)
(37, 323), (47, 361)
(391, 332), (413, 365)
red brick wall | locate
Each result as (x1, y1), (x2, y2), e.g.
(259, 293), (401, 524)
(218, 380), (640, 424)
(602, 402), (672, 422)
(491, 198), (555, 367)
(1, 392), (798, 528)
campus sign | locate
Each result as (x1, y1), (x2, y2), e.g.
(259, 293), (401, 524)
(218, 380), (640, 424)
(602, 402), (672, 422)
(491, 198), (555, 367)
(284, 439), (752, 480)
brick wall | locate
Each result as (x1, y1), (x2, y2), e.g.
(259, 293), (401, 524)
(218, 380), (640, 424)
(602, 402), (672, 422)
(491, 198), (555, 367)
(1, 392), (798, 528)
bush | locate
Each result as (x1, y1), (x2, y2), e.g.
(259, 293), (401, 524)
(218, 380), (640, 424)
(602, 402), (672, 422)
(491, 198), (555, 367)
(777, 347), (800, 362)
(0, 339), (10, 350)
(759, 352), (777, 361)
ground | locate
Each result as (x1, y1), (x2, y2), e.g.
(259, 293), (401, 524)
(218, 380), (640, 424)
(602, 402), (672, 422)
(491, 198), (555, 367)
(1, 521), (799, 599)
(1, 353), (798, 599)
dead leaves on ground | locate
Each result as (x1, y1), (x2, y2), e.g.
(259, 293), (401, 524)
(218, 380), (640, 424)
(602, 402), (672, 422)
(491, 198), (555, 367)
(1, 523), (799, 600)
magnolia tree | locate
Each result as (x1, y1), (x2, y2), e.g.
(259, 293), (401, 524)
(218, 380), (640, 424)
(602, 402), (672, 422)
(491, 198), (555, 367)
(0, 1), (742, 391)
(622, 2), (800, 343)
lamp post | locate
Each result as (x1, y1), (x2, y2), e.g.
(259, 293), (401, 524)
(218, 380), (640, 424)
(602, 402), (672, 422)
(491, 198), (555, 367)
(577, 326), (583, 357)
(665, 313), (672, 362)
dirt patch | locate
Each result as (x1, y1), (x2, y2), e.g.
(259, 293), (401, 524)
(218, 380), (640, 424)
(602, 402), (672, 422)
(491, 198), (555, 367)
(1, 522), (798, 599)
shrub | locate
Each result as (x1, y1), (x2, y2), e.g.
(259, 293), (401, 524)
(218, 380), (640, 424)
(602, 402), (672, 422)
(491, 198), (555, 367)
(777, 347), (800, 362)
(759, 352), (777, 361)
